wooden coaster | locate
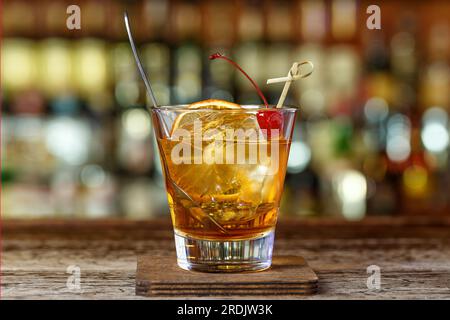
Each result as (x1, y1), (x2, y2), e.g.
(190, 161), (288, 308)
(136, 255), (318, 297)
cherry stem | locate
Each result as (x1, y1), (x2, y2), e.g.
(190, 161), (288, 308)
(209, 52), (269, 108)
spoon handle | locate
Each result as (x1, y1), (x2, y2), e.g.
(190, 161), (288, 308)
(123, 11), (158, 109)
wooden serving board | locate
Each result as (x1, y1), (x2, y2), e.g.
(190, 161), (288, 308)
(136, 255), (318, 297)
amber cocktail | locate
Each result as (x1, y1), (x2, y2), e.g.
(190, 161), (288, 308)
(152, 100), (296, 272)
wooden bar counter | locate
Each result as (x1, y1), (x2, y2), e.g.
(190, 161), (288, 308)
(2, 217), (450, 299)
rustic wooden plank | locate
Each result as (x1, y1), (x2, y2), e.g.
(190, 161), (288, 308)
(3, 216), (450, 240)
(2, 218), (450, 299)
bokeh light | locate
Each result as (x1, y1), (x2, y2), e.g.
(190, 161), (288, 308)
(421, 107), (449, 153)
(287, 141), (312, 174)
(122, 109), (152, 140)
(334, 169), (367, 220)
(45, 117), (90, 165)
(386, 114), (411, 162)
(364, 97), (389, 124)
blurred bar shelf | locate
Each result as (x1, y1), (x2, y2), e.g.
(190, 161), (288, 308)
(2, 0), (450, 219)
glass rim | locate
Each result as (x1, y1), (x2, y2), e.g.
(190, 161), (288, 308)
(152, 104), (298, 112)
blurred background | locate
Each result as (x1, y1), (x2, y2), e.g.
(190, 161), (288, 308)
(1, 0), (449, 220)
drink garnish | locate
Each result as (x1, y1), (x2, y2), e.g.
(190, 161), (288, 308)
(170, 99), (241, 137)
(209, 52), (282, 137)
(266, 61), (314, 108)
(209, 53), (269, 108)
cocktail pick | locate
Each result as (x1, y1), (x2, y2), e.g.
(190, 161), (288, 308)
(267, 61), (314, 108)
(123, 11), (158, 109)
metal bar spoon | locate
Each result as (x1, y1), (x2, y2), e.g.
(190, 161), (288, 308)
(123, 12), (227, 234)
(123, 11), (158, 109)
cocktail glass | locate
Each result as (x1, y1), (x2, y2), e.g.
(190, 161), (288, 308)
(152, 103), (296, 272)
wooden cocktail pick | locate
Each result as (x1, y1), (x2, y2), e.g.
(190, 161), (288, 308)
(267, 61), (314, 108)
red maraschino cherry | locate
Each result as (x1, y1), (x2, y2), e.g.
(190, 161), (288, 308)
(209, 53), (283, 137)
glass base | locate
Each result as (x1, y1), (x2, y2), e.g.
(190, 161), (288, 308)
(174, 231), (274, 273)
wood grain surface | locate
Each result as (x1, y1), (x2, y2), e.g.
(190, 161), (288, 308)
(136, 255), (318, 297)
(2, 217), (450, 299)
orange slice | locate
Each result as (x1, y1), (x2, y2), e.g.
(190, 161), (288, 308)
(171, 99), (241, 137)
(188, 99), (241, 110)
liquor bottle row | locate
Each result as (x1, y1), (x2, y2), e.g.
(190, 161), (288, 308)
(2, 0), (450, 218)
(2, 0), (368, 42)
(2, 100), (449, 219)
